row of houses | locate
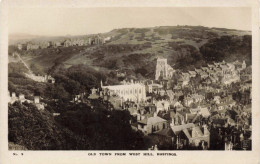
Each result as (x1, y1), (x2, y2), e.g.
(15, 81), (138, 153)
(172, 60), (247, 86)
(25, 73), (55, 83)
(17, 36), (112, 50)
(8, 91), (45, 110)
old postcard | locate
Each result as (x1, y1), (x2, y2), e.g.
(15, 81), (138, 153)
(0, 0), (259, 163)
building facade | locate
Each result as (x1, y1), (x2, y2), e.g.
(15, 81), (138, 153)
(101, 81), (146, 103)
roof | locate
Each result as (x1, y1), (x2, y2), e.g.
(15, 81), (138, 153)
(148, 83), (163, 88)
(220, 65), (228, 70)
(191, 114), (201, 123)
(233, 60), (242, 65)
(244, 104), (251, 112)
(189, 71), (197, 75)
(191, 94), (204, 100)
(207, 70), (214, 74)
(171, 123), (195, 135)
(195, 69), (203, 73)
(138, 116), (167, 125)
(218, 109), (227, 114)
(190, 108), (200, 113)
(214, 67), (221, 72)
(200, 107), (210, 118)
(183, 126), (204, 139)
(186, 114), (198, 123)
(158, 112), (171, 121)
(176, 111), (186, 117)
(143, 112), (153, 118)
(182, 73), (190, 77)
(88, 94), (99, 100)
(228, 118), (236, 124)
(183, 129), (192, 139)
(208, 64), (214, 68)
(169, 110), (176, 118)
(166, 90), (174, 97)
(128, 107), (137, 115)
(218, 100), (236, 107)
(201, 67), (207, 70)
(200, 71), (208, 76)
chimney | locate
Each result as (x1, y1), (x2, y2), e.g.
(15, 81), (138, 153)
(12, 92), (16, 98)
(137, 114), (141, 121)
(19, 94), (25, 100)
(141, 115), (145, 120)
(176, 135), (179, 149)
(153, 112), (157, 117)
(131, 79), (134, 84)
(181, 117), (185, 125)
(191, 127), (196, 138)
(170, 118), (175, 126)
(203, 125), (209, 136)
(34, 96), (40, 104)
(100, 80), (103, 88)
(91, 88), (97, 94)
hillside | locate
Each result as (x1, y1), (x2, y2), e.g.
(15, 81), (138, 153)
(9, 97), (147, 150)
(8, 26), (251, 80)
(8, 101), (89, 150)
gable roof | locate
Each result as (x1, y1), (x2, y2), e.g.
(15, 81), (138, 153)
(171, 123), (195, 135)
(200, 107), (210, 118)
(88, 94), (100, 100)
(138, 116), (167, 125)
(183, 126), (204, 139)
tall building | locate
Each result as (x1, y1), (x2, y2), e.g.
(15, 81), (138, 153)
(155, 58), (175, 80)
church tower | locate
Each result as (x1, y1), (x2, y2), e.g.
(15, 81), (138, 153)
(155, 58), (168, 80)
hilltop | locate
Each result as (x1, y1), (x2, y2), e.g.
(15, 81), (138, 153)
(8, 26), (251, 80)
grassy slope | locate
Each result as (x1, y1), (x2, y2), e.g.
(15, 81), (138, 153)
(9, 26), (251, 75)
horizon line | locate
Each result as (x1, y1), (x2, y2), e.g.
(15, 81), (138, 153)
(8, 25), (252, 38)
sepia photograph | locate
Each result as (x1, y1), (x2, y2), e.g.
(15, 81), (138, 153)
(5, 6), (253, 151)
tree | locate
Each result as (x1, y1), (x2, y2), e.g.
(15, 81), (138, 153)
(115, 59), (124, 69)
(45, 84), (70, 101)
(8, 102), (90, 150)
(64, 79), (81, 96)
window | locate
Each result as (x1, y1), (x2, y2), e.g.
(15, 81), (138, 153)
(139, 89), (141, 94)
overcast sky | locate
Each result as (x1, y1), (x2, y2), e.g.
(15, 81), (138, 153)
(8, 7), (251, 36)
